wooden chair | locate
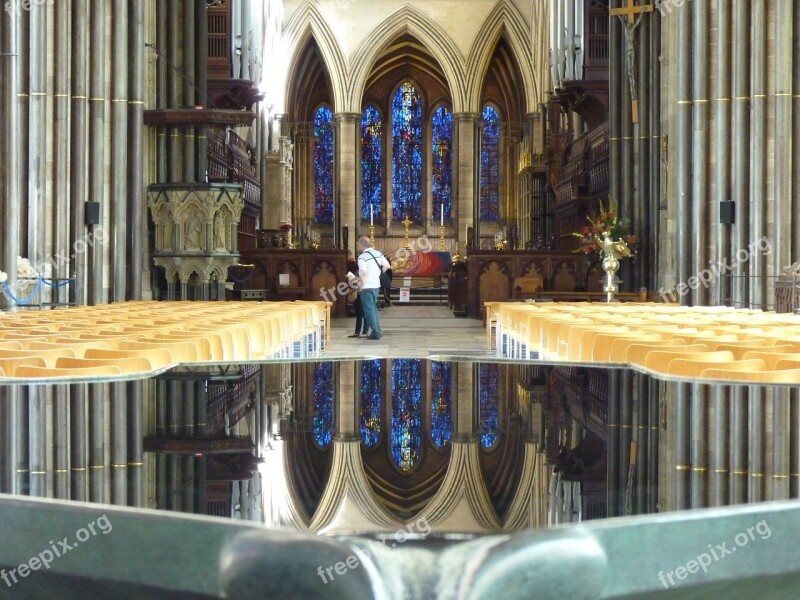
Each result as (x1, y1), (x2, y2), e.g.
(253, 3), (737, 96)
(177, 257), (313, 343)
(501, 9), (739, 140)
(643, 350), (735, 372)
(14, 364), (124, 378)
(56, 356), (154, 374)
(699, 367), (800, 385)
(668, 357), (765, 378)
(741, 351), (800, 370)
(0, 356), (47, 376)
(84, 348), (174, 370)
(0, 347), (77, 368)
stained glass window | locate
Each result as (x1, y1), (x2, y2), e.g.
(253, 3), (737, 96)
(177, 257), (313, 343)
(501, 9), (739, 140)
(313, 105), (334, 224)
(478, 363), (499, 448)
(391, 359), (422, 471)
(431, 105), (453, 225)
(360, 359), (382, 448)
(391, 82), (423, 223)
(480, 104), (501, 222)
(361, 106), (383, 221)
(312, 362), (333, 448)
(430, 361), (452, 448)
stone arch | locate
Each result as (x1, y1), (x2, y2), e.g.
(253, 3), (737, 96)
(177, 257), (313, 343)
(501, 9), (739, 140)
(284, 3), (349, 112)
(347, 6), (466, 113)
(464, 0), (538, 113)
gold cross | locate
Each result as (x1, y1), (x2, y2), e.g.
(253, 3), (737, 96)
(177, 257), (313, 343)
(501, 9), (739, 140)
(401, 215), (413, 230)
(610, 0), (653, 25)
(402, 214), (413, 248)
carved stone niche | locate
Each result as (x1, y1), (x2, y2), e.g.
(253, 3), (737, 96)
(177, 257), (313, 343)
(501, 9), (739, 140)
(147, 183), (245, 286)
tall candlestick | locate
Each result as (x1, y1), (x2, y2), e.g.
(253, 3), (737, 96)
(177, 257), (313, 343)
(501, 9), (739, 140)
(370, 205), (374, 226)
(440, 204), (444, 226)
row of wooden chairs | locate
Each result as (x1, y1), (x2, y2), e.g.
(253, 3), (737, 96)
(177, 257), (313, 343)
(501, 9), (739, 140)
(486, 301), (800, 384)
(0, 300), (331, 380)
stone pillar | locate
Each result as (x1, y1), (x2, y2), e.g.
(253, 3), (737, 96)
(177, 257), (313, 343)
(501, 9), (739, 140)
(89, 383), (106, 503)
(54, 386), (70, 499)
(1, 0), (20, 310)
(70, 384), (88, 501)
(337, 362), (356, 438)
(453, 113), (479, 253)
(263, 134), (293, 230)
(334, 112), (360, 251)
(455, 363), (475, 440)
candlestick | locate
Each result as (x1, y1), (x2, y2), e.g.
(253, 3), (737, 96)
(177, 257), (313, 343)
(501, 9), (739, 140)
(370, 205), (373, 226)
(440, 205), (444, 227)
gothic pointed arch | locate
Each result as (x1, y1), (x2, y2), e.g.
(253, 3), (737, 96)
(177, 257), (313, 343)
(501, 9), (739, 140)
(284, 4), (348, 112)
(348, 5), (466, 112)
(465, 0), (538, 113)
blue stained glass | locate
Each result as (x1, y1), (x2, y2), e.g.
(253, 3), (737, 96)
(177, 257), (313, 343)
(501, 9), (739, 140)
(361, 106), (383, 221)
(431, 106), (453, 225)
(480, 105), (501, 222)
(360, 359), (382, 448)
(391, 82), (423, 223)
(478, 364), (499, 448)
(391, 359), (422, 471)
(430, 361), (452, 448)
(312, 362), (334, 448)
(314, 105), (334, 224)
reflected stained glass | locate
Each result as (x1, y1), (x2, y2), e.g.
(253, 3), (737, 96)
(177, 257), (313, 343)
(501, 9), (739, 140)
(480, 105), (501, 222)
(391, 82), (423, 223)
(360, 359), (382, 448)
(361, 106), (383, 221)
(312, 362), (333, 448)
(391, 359), (422, 471)
(430, 361), (452, 448)
(478, 363), (499, 448)
(431, 105), (453, 224)
(314, 105), (334, 224)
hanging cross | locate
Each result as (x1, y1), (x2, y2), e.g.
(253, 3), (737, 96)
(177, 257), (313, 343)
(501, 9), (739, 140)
(609, 0), (653, 123)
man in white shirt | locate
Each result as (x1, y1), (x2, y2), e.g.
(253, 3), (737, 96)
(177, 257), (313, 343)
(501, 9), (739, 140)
(356, 235), (389, 340)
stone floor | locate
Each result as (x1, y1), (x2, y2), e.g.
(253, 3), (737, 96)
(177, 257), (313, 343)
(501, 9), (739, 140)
(325, 305), (488, 359)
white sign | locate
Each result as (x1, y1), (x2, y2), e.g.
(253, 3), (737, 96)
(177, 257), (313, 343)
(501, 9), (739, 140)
(399, 288), (411, 303)
(403, 277), (412, 287)
(278, 273), (290, 287)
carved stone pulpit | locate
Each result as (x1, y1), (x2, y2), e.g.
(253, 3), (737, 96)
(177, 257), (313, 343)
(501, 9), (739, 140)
(148, 183), (245, 300)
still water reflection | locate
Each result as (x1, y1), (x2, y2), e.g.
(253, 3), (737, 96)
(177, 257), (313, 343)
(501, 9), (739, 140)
(1, 359), (796, 534)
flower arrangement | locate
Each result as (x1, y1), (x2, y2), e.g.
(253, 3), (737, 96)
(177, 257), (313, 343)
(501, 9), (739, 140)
(572, 200), (638, 257)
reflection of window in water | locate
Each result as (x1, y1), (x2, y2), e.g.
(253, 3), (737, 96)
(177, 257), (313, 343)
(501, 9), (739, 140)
(478, 363), (499, 448)
(312, 362), (333, 448)
(360, 359), (382, 448)
(430, 361), (452, 448)
(391, 359), (422, 472)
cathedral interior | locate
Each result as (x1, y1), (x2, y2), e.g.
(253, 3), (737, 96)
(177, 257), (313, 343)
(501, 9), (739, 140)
(1, 0), (800, 598)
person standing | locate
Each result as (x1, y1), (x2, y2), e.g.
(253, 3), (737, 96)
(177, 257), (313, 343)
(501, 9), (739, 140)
(346, 255), (369, 338)
(357, 235), (389, 340)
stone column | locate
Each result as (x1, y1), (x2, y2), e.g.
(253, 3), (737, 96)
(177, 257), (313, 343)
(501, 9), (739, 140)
(334, 112), (360, 250)
(70, 0), (89, 306)
(337, 362), (356, 438)
(264, 133), (293, 230)
(1, 0), (20, 309)
(455, 363), (475, 440)
(70, 384), (88, 501)
(453, 113), (479, 253)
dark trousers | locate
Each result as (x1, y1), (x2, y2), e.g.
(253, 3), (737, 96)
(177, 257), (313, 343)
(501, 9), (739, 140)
(354, 295), (368, 334)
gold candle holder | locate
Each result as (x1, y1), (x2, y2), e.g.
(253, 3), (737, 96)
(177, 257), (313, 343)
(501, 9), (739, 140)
(369, 224), (375, 247)
(439, 225), (446, 250)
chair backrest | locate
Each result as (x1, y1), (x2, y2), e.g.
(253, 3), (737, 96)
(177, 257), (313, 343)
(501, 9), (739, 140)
(669, 357), (765, 377)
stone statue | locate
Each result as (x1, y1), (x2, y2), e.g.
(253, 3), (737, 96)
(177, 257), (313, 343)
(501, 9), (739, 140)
(214, 212), (227, 250)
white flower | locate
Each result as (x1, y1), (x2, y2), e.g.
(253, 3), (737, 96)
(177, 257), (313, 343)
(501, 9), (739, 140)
(0, 271), (6, 283)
